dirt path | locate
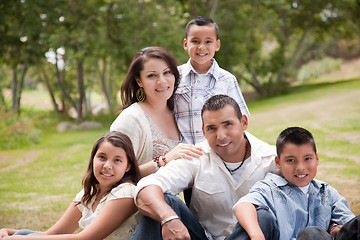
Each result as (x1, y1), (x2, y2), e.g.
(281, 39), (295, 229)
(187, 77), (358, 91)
(0, 150), (42, 172)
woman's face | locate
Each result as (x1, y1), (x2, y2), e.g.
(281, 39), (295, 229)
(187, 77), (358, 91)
(137, 58), (175, 105)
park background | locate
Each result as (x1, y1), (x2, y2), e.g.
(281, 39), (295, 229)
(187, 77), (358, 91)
(1, 0), (359, 230)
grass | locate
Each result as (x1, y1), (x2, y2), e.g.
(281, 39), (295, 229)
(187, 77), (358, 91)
(0, 78), (359, 231)
(0, 129), (107, 230)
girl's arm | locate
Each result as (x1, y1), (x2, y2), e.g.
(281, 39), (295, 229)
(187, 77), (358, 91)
(4, 198), (136, 240)
(1, 229), (18, 238)
(2, 201), (81, 239)
(234, 202), (265, 240)
(44, 202), (82, 235)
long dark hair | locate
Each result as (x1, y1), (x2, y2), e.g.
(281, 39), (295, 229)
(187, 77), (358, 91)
(120, 46), (180, 111)
(80, 131), (140, 207)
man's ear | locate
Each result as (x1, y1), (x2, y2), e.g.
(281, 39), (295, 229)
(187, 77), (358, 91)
(240, 115), (248, 131)
(202, 125), (205, 135)
(183, 38), (188, 50)
(275, 156), (281, 169)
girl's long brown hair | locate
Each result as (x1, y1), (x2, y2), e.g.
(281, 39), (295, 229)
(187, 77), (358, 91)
(80, 131), (140, 207)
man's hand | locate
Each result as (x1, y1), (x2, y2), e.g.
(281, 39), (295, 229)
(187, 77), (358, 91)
(329, 224), (342, 238)
(162, 219), (191, 240)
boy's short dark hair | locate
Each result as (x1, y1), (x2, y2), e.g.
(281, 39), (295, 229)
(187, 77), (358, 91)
(276, 127), (317, 158)
(201, 95), (242, 124)
(185, 16), (219, 40)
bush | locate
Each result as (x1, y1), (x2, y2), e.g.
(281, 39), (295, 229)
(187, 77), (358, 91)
(297, 57), (342, 82)
(0, 112), (42, 150)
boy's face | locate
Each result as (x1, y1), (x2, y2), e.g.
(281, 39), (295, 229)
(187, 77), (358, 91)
(183, 24), (220, 73)
(275, 143), (319, 187)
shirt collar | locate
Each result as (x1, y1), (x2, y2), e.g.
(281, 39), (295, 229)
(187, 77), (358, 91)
(182, 58), (218, 78)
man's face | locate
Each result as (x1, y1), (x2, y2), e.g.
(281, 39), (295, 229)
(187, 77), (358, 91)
(202, 105), (248, 163)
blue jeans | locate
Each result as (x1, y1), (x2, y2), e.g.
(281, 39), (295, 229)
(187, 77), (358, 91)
(13, 229), (43, 236)
(130, 194), (279, 240)
(297, 226), (332, 240)
(225, 208), (279, 240)
(297, 214), (360, 240)
(130, 193), (207, 240)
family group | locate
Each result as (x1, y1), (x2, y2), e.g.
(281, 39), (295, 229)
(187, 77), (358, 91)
(1, 16), (359, 240)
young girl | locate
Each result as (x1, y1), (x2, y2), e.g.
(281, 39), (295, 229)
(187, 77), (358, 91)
(0, 131), (141, 240)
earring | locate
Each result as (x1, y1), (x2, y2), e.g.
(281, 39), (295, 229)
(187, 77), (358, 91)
(136, 87), (145, 102)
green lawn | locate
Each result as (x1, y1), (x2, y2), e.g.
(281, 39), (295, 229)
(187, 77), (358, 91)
(0, 78), (359, 231)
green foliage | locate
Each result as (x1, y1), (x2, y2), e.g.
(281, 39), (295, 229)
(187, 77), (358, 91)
(0, 112), (41, 150)
(297, 57), (342, 82)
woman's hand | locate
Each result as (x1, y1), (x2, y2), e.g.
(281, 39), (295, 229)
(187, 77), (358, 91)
(164, 143), (203, 163)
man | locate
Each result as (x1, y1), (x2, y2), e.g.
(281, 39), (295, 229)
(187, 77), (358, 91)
(131, 95), (279, 240)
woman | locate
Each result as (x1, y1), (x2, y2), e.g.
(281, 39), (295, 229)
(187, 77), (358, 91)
(110, 46), (202, 177)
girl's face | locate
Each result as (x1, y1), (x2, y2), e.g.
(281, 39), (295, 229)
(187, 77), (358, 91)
(137, 58), (175, 105)
(93, 141), (130, 193)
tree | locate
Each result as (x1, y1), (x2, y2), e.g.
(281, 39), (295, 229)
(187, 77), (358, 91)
(0, 0), (63, 114)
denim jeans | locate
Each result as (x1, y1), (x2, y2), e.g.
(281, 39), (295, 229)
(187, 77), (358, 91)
(130, 193), (207, 240)
(13, 229), (43, 236)
(297, 226), (332, 240)
(225, 208), (279, 240)
(298, 214), (360, 240)
(130, 194), (279, 240)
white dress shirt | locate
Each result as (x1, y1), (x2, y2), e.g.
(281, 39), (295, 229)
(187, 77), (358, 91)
(135, 132), (279, 240)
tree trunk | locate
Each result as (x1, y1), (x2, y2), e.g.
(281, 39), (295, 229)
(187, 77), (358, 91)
(55, 57), (77, 114)
(76, 60), (86, 122)
(0, 87), (7, 112)
(11, 66), (18, 112)
(11, 65), (28, 114)
(42, 70), (60, 113)
(234, 68), (271, 97)
(98, 58), (113, 112)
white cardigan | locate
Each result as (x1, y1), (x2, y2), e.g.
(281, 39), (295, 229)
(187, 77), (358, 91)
(110, 103), (153, 165)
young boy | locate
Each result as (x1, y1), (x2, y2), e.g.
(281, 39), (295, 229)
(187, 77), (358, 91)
(233, 127), (356, 240)
(174, 16), (250, 145)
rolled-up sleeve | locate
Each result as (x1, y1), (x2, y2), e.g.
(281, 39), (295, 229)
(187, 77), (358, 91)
(134, 157), (200, 205)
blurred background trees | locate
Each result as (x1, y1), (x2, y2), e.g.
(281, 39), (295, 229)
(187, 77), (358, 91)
(1, 0), (359, 120)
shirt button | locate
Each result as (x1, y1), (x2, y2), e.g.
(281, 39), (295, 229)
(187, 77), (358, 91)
(194, 96), (198, 100)
(194, 112), (197, 116)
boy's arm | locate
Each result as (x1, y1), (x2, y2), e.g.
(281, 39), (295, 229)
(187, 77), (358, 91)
(234, 202), (265, 240)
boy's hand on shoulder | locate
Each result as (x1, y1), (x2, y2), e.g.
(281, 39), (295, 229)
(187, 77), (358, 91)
(161, 219), (190, 240)
(329, 224), (342, 238)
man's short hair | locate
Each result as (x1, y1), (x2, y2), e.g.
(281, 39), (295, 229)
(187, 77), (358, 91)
(201, 95), (242, 124)
(185, 16), (219, 40)
(276, 127), (317, 158)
